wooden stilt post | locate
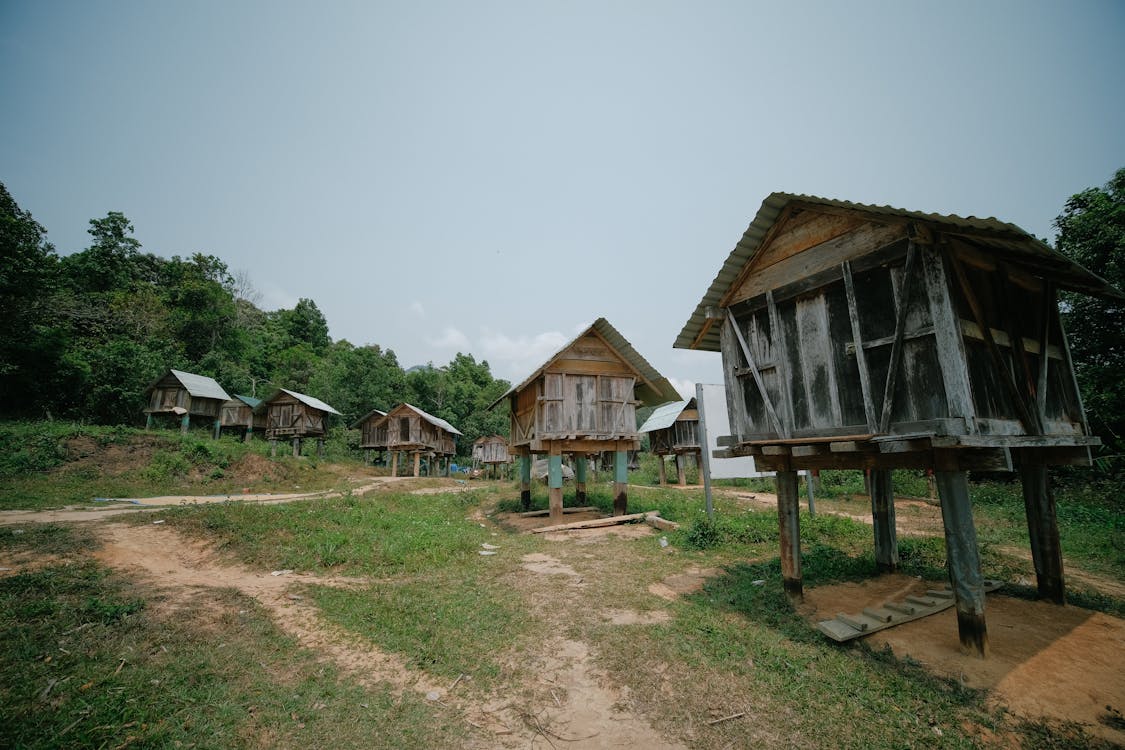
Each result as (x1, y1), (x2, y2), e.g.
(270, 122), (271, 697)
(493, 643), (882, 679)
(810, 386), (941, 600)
(869, 469), (898, 573)
(245, 425), (253, 443)
(292, 437), (300, 457)
(613, 449), (628, 516)
(180, 413), (190, 434)
(657, 455), (667, 485)
(146, 414), (153, 430)
(317, 439), (324, 458)
(413, 451), (420, 478)
(213, 419), (221, 440)
(934, 469), (988, 657)
(1020, 461), (1065, 604)
(391, 451), (398, 477)
(520, 454), (532, 510)
(364, 449), (371, 465)
(270, 439), (277, 457)
(805, 470), (817, 516)
(574, 456), (587, 503)
(776, 470), (803, 602)
(676, 453), (687, 486)
(548, 446), (563, 522)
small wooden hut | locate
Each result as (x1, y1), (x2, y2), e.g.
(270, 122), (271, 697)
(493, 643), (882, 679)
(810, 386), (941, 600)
(143, 369), (231, 436)
(489, 318), (680, 520)
(676, 192), (1123, 656)
(256, 388), (342, 457)
(351, 407), (388, 465)
(361, 403), (461, 477)
(472, 435), (511, 478)
(639, 398), (701, 486)
(220, 395), (265, 441)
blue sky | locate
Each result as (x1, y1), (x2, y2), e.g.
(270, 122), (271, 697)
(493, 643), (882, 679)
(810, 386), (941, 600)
(3, 0), (1123, 394)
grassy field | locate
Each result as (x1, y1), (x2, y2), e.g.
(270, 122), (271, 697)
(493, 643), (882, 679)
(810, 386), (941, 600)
(2, 426), (1122, 747)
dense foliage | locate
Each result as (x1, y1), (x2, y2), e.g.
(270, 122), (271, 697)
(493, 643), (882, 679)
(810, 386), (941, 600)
(1053, 167), (1125, 472)
(0, 182), (509, 453)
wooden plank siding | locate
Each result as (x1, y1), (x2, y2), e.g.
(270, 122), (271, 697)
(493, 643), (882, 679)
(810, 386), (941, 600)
(358, 406), (458, 456)
(264, 394), (328, 439)
(720, 211), (1089, 448)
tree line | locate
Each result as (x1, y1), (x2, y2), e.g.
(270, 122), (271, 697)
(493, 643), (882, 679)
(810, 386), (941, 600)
(2, 170), (1122, 468)
(0, 182), (510, 452)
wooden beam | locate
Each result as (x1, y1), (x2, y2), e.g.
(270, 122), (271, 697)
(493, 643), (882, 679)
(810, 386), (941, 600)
(1036, 283), (1054, 421)
(842, 260), (878, 432)
(948, 251), (1039, 434)
(766, 290), (796, 435)
(1019, 460), (1065, 604)
(726, 309), (786, 436)
(878, 241), (919, 432)
(531, 511), (655, 534)
(934, 470), (989, 657)
(869, 469), (898, 573)
(776, 470), (802, 602)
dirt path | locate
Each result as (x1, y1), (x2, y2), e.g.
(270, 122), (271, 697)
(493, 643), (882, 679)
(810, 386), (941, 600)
(84, 520), (683, 749)
(0, 476), (464, 526)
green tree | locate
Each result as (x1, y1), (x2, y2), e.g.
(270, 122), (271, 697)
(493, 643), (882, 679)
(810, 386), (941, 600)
(61, 212), (146, 293)
(309, 341), (407, 422)
(0, 182), (83, 417)
(1053, 167), (1125, 458)
(277, 298), (331, 354)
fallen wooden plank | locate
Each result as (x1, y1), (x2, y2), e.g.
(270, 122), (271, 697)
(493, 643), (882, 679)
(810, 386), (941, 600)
(646, 515), (680, 531)
(530, 511), (653, 534)
(518, 506), (598, 518)
(817, 580), (1003, 642)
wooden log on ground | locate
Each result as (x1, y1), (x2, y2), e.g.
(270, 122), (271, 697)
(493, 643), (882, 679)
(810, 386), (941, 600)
(646, 515), (680, 531)
(531, 511), (654, 534)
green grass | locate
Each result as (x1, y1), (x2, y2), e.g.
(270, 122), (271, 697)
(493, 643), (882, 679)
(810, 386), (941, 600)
(0, 421), (369, 511)
(0, 561), (466, 750)
(150, 488), (537, 687)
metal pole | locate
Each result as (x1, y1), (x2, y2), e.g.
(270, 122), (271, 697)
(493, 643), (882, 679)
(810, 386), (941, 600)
(695, 383), (715, 520)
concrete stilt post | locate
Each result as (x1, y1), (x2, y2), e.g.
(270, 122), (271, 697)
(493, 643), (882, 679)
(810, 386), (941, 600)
(613, 449), (628, 516)
(574, 456), (587, 503)
(520, 454), (532, 510)
(675, 453), (687, 486)
(548, 448), (563, 522)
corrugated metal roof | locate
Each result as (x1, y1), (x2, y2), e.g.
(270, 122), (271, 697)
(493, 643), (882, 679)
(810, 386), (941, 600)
(489, 318), (681, 410)
(399, 403), (462, 435)
(232, 394), (261, 408)
(638, 399), (692, 433)
(349, 407), (387, 429)
(675, 192), (1125, 353)
(162, 369), (231, 401)
(257, 388), (342, 416)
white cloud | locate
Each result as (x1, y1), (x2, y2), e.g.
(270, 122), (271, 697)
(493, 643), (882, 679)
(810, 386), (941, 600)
(429, 326), (471, 350)
(409, 301), (426, 319)
(479, 327), (570, 381)
(667, 377), (696, 400)
(256, 279), (299, 312)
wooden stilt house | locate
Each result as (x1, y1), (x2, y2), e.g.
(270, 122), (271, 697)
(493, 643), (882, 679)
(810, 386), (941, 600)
(472, 435), (510, 478)
(220, 395), (265, 441)
(362, 403), (461, 477)
(676, 192), (1124, 656)
(256, 388), (342, 457)
(489, 318), (680, 520)
(351, 407), (387, 465)
(144, 369), (231, 437)
(639, 398), (702, 486)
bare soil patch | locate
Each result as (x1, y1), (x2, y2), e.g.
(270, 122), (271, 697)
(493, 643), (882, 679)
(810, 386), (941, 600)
(648, 567), (722, 601)
(803, 574), (1125, 745)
